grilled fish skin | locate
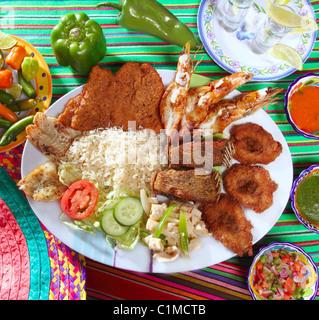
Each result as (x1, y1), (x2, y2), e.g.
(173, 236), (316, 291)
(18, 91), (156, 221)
(151, 169), (221, 204)
(168, 138), (234, 170)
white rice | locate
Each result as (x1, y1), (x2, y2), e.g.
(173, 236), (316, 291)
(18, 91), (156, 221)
(65, 127), (168, 196)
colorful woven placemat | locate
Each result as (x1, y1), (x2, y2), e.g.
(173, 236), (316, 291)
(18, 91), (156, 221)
(0, 154), (86, 300)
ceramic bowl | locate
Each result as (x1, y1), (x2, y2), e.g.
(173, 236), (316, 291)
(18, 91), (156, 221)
(284, 73), (319, 140)
(0, 35), (52, 153)
(291, 164), (319, 234)
(247, 241), (318, 300)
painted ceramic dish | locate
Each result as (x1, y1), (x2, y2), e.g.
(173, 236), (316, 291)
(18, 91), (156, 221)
(247, 241), (318, 300)
(291, 164), (319, 234)
(0, 35), (52, 152)
(198, 0), (316, 81)
(284, 73), (319, 140)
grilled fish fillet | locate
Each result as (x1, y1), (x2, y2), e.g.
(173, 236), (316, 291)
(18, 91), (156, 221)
(17, 162), (67, 201)
(168, 139), (234, 169)
(150, 169), (221, 204)
(26, 112), (82, 163)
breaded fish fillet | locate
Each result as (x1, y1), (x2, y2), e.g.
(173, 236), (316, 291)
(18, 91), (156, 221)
(201, 193), (253, 257)
(17, 162), (67, 201)
(26, 112), (82, 163)
(58, 62), (164, 132)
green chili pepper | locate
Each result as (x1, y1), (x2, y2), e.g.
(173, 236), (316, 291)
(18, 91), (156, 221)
(51, 12), (107, 75)
(7, 99), (37, 112)
(0, 118), (12, 129)
(21, 57), (39, 82)
(18, 70), (37, 99)
(179, 211), (188, 252)
(97, 1), (201, 50)
(0, 90), (15, 105)
(154, 203), (178, 238)
(0, 115), (34, 146)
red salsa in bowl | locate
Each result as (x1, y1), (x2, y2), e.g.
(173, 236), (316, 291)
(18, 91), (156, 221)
(285, 74), (319, 140)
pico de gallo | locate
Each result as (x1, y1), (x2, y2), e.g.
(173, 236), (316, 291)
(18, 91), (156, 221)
(253, 248), (311, 300)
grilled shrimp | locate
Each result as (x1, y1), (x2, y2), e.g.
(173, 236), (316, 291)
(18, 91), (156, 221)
(160, 43), (200, 139)
(198, 87), (282, 134)
(181, 72), (254, 131)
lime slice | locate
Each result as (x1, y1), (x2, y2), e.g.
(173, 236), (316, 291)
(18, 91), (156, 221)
(291, 17), (318, 33)
(267, 1), (309, 28)
(274, 0), (291, 5)
(0, 31), (17, 50)
(267, 44), (303, 70)
(5, 83), (23, 100)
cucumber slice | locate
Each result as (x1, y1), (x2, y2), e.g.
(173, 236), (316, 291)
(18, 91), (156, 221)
(114, 197), (144, 226)
(100, 208), (129, 236)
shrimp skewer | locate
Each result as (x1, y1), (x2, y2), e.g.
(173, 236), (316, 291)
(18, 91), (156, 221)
(159, 43), (200, 138)
(198, 87), (282, 135)
(181, 72), (254, 130)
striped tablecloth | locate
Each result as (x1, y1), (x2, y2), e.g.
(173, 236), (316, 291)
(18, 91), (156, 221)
(0, 0), (318, 300)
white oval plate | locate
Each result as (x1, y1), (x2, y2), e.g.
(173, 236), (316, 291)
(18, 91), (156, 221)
(198, 0), (316, 81)
(21, 70), (293, 273)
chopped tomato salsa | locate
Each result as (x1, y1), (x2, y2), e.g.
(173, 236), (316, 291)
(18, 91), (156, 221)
(253, 248), (310, 300)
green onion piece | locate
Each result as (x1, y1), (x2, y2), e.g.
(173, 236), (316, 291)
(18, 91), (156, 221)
(179, 211), (189, 253)
(154, 203), (178, 238)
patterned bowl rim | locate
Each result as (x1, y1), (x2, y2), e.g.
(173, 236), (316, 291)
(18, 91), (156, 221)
(247, 241), (319, 300)
(284, 73), (319, 140)
(291, 164), (319, 234)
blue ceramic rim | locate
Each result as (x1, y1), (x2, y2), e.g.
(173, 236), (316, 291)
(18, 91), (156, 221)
(247, 241), (319, 300)
(284, 73), (319, 140)
(197, 0), (316, 81)
(290, 164), (319, 234)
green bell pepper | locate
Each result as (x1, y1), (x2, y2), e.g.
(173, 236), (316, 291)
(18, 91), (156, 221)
(51, 12), (106, 75)
(97, 1), (201, 50)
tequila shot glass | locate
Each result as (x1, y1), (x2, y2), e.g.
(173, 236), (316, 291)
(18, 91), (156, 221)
(220, 0), (253, 32)
(250, 7), (294, 54)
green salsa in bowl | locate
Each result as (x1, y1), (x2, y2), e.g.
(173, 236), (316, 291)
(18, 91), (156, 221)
(291, 164), (319, 233)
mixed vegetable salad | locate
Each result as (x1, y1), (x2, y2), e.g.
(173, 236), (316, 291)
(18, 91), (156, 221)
(0, 37), (39, 147)
(59, 178), (143, 250)
(58, 169), (210, 258)
(252, 248), (313, 300)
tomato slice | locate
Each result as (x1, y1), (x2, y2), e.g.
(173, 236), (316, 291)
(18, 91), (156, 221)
(61, 180), (99, 220)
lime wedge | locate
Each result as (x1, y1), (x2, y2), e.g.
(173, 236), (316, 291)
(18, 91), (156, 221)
(267, 44), (303, 70)
(274, 0), (291, 5)
(0, 31), (17, 50)
(291, 17), (318, 33)
(267, 1), (310, 28)
(4, 83), (23, 100)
